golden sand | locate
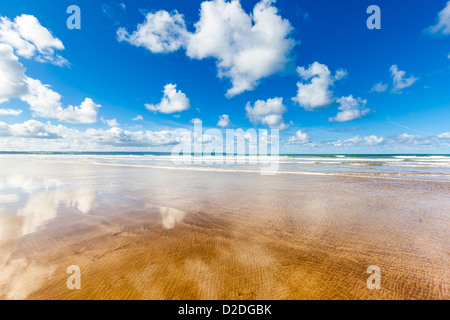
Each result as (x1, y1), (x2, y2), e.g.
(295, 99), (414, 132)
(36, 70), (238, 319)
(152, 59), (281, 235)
(0, 160), (449, 300)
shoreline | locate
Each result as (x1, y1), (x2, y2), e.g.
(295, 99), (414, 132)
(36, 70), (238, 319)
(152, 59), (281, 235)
(1, 154), (449, 183)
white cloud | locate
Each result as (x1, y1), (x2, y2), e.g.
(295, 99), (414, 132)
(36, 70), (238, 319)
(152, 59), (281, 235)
(0, 14), (66, 65)
(217, 114), (230, 128)
(371, 82), (388, 93)
(426, 1), (450, 35)
(292, 61), (347, 110)
(132, 115), (143, 121)
(0, 17), (35, 58)
(245, 97), (289, 130)
(101, 118), (119, 127)
(85, 127), (182, 147)
(288, 130), (309, 144)
(390, 65), (418, 93)
(117, 10), (188, 53)
(0, 43), (99, 124)
(363, 135), (384, 146)
(190, 118), (202, 124)
(389, 133), (431, 146)
(331, 135), (384, 147)
(0, 108), (22, 116)
(187, 0), (294, 97)
(118, 0), (294, 97)
(329, 95), (370, 122)
(0, 44), (29, 103)
(438, 132), (450, 138)
(145, 84), (190, 114)
(2, 119), (449, 152)
(21, 78), (100, 124)
(58, 98), (101, 124)
(0, 119), (188, 150)
(20, 77), (62, 118)
(0, 120), (65, 139)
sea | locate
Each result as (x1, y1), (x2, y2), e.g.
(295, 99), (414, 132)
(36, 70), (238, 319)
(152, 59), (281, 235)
(1, 152), (449, 182)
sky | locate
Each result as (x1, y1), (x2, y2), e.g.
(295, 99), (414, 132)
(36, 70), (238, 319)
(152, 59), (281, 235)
(0, 0), (449, 153)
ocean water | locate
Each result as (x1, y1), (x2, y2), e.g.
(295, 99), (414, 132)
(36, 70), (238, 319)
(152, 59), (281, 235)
(0, 153), (449, 182)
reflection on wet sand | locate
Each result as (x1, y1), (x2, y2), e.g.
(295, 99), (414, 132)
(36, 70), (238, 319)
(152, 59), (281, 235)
(150, 205), (186, 230)
(0, 158), (449, 300)
(0, 174), (96, 299)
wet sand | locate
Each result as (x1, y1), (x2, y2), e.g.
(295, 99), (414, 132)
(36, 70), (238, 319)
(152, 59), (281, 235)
(0, 158), (449, 299)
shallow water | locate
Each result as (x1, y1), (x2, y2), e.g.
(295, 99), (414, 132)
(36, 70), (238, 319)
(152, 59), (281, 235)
(2, 153), (449, 182)
(0, 155), (449, 299)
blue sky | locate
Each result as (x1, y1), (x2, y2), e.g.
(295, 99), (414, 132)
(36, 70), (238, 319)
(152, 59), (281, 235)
(0, 0), (449, 153)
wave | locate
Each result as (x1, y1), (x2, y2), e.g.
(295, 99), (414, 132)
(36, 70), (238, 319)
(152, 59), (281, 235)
(14, 157), (446, 183)
(1, 154), (449, 182)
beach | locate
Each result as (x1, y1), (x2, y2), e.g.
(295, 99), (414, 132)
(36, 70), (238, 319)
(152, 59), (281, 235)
(0, 154), (449, 300)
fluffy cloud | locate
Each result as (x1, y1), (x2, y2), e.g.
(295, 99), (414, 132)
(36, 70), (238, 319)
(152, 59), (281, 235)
(101, 118), (119, 127)
(388, 133), (431, 146)
(118, 0), (294, 97)
(84, 127), (183, 147)
(187, 0), (294, 97)
(190, 118), (202, 124)
(0, 120), (66, 139)
(288, 130), (309, 144)
(58, 99), (101, 124)
(132, 115), (143, 121)
(0, 119), (186, 149)
(217, 114), (230, 128)
(0, 108), (22, 116)
(438, 132), (450, 138)
(390, 65), (418, 93)
(145, 84), (190, 114)
(20, 77), (61, 118)
(2, 119), (449, 152)
(0, 44), (29, 103)
(0, 40), (99, 124)
(245, 97), (289, 130)
(0, 14), (66, 65)
(363, 135), (384, 146)
(21, 78), (100, 124)
(426, 1), (450, 35)
(327, 133), (449, 149)
(331, 135), (384, 147)
(329, 95), (370, 122)
(371, 82), (388, 93)
(117, 10), (188, 53)
(292, 62), (347, 110)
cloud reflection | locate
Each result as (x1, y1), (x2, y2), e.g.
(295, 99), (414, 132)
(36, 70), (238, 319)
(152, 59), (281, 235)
(145, 204), (186, 229)
(19, 188), (96, 235)
(0, 174), (97, 299)
(159, 206), (186, 229)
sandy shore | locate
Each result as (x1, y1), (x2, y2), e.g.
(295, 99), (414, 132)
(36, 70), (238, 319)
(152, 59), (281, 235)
(0, 158), (449, 300)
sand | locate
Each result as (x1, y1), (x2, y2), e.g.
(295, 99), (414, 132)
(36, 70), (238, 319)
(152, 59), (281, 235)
(0, 158), (449, 300)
